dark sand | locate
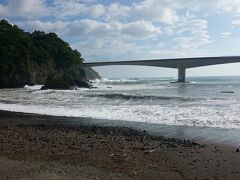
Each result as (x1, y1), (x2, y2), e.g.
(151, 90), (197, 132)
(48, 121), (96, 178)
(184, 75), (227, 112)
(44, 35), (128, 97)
(1, 111), (240, 179)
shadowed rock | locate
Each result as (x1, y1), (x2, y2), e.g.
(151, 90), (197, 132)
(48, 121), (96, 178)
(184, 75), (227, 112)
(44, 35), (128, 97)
(41, 76), (92, 90)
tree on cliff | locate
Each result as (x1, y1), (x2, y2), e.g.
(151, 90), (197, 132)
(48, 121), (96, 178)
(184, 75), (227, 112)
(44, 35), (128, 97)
(0, 19), (99, 88)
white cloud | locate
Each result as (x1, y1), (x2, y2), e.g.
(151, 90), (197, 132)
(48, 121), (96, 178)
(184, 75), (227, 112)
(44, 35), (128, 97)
(119, 20), (161, 38)
(51, 0), (105, 19)
(73, 37), (146, 60)
(172, 19), (211, 49)
(106, 3), (131, 21)
(88, 4), (105, 17)
(0, 0), (50, 18)
(105, 0), (181, 25)
(3, 0), (238, 62)
(104, 0), (240, 25)
(232, 19), (240, 26)
(188, 0), (240, 15)
(131, 0), (181, 24)
(220, 32), (232, 38)
(217, 0), (240, 13)
(65, 19), (112, 36)
(174, 30), (211, 49)
(15, 18), (161, 42)
(17, 20), (67, 33)
(0, 5), (8, 16)
(64, 19), (161, 39)
(172, 20), (208, 34)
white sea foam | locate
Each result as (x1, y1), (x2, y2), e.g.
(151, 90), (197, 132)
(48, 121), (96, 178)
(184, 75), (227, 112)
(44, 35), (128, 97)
(24, 85), (43, 90)
(91, 78), (139, 86)
(0, 97), (240, 129)
(1, 77), (240, 129)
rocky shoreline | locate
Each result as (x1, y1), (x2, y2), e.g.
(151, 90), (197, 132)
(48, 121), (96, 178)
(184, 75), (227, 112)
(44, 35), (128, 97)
(1, 110), (240, 179)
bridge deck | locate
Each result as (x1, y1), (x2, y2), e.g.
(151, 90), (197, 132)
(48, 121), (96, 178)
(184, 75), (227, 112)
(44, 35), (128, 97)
(83, 56), (240, 82)
(83, 56), (240, 69)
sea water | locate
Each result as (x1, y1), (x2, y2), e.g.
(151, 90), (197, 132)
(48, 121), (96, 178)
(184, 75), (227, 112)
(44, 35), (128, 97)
(1, 76), (240, 130)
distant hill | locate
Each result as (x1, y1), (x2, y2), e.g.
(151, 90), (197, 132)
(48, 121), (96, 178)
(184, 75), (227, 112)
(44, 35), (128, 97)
(0, 19), (100, 88)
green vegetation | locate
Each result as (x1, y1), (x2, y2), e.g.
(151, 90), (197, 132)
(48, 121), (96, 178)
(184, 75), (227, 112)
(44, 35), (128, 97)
(0, 19), (100, 88)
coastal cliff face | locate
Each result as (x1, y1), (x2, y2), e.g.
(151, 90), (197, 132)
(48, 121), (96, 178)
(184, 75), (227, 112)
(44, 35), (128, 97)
(0, 19), (100, 88)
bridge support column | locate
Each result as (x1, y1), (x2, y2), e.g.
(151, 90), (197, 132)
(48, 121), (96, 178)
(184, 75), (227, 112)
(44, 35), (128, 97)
(178, 67), (186, 83)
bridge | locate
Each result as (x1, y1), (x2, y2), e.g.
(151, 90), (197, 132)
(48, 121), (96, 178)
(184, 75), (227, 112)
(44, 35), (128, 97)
(83, 56), (240, 82)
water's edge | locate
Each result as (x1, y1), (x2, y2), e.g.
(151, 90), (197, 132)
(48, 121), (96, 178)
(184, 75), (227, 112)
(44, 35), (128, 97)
(1, 110), (240, 147)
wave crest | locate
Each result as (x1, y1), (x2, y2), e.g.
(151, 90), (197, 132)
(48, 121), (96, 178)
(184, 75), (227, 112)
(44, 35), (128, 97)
(87, 93), (195, 101)
(92, 78), (140, 85)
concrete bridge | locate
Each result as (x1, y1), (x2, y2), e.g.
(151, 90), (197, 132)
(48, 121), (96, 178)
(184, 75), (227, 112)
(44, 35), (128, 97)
(83, 56), (240, 82)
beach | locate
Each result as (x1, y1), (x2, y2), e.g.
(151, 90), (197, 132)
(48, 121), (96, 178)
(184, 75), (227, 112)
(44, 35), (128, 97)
(2, 1), (240, 179)
(1, 110), (240, 180)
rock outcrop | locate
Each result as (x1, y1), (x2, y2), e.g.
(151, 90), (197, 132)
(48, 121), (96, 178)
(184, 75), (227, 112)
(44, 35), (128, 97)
(41, 76), (92, 90)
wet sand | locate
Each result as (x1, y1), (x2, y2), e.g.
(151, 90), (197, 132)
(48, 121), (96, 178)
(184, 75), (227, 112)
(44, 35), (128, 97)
(1, 110), (240, 179)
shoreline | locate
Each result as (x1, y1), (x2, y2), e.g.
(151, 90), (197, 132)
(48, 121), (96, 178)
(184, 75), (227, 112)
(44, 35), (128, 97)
(1, 110), (240, 146)
(1, 110), (240, 179)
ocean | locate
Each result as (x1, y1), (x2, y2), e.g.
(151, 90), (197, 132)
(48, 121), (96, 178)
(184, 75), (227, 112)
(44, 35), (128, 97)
(1, 76), (240, 130)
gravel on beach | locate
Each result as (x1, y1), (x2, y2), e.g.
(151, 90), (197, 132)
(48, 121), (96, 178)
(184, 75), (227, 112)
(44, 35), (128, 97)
(1, 111), (240, 180)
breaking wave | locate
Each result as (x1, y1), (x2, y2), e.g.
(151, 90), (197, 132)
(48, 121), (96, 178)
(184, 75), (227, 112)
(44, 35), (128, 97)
(87, 93), (197, 101)
(1, 76), (240, 130)
(92, 78), (141, 85)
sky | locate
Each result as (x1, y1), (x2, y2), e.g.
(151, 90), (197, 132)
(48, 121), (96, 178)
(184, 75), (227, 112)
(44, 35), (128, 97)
(1, 0), (240, 78)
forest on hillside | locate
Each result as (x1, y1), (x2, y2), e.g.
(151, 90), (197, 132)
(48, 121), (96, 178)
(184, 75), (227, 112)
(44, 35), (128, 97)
(0, 19), (100, 88)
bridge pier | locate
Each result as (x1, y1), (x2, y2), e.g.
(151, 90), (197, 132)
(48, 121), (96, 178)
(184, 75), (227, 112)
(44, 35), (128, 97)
(178, 67), (186, 83)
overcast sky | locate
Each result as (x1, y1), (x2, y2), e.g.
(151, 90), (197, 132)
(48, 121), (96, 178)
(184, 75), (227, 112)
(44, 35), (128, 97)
(1, 0), (240, 78)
